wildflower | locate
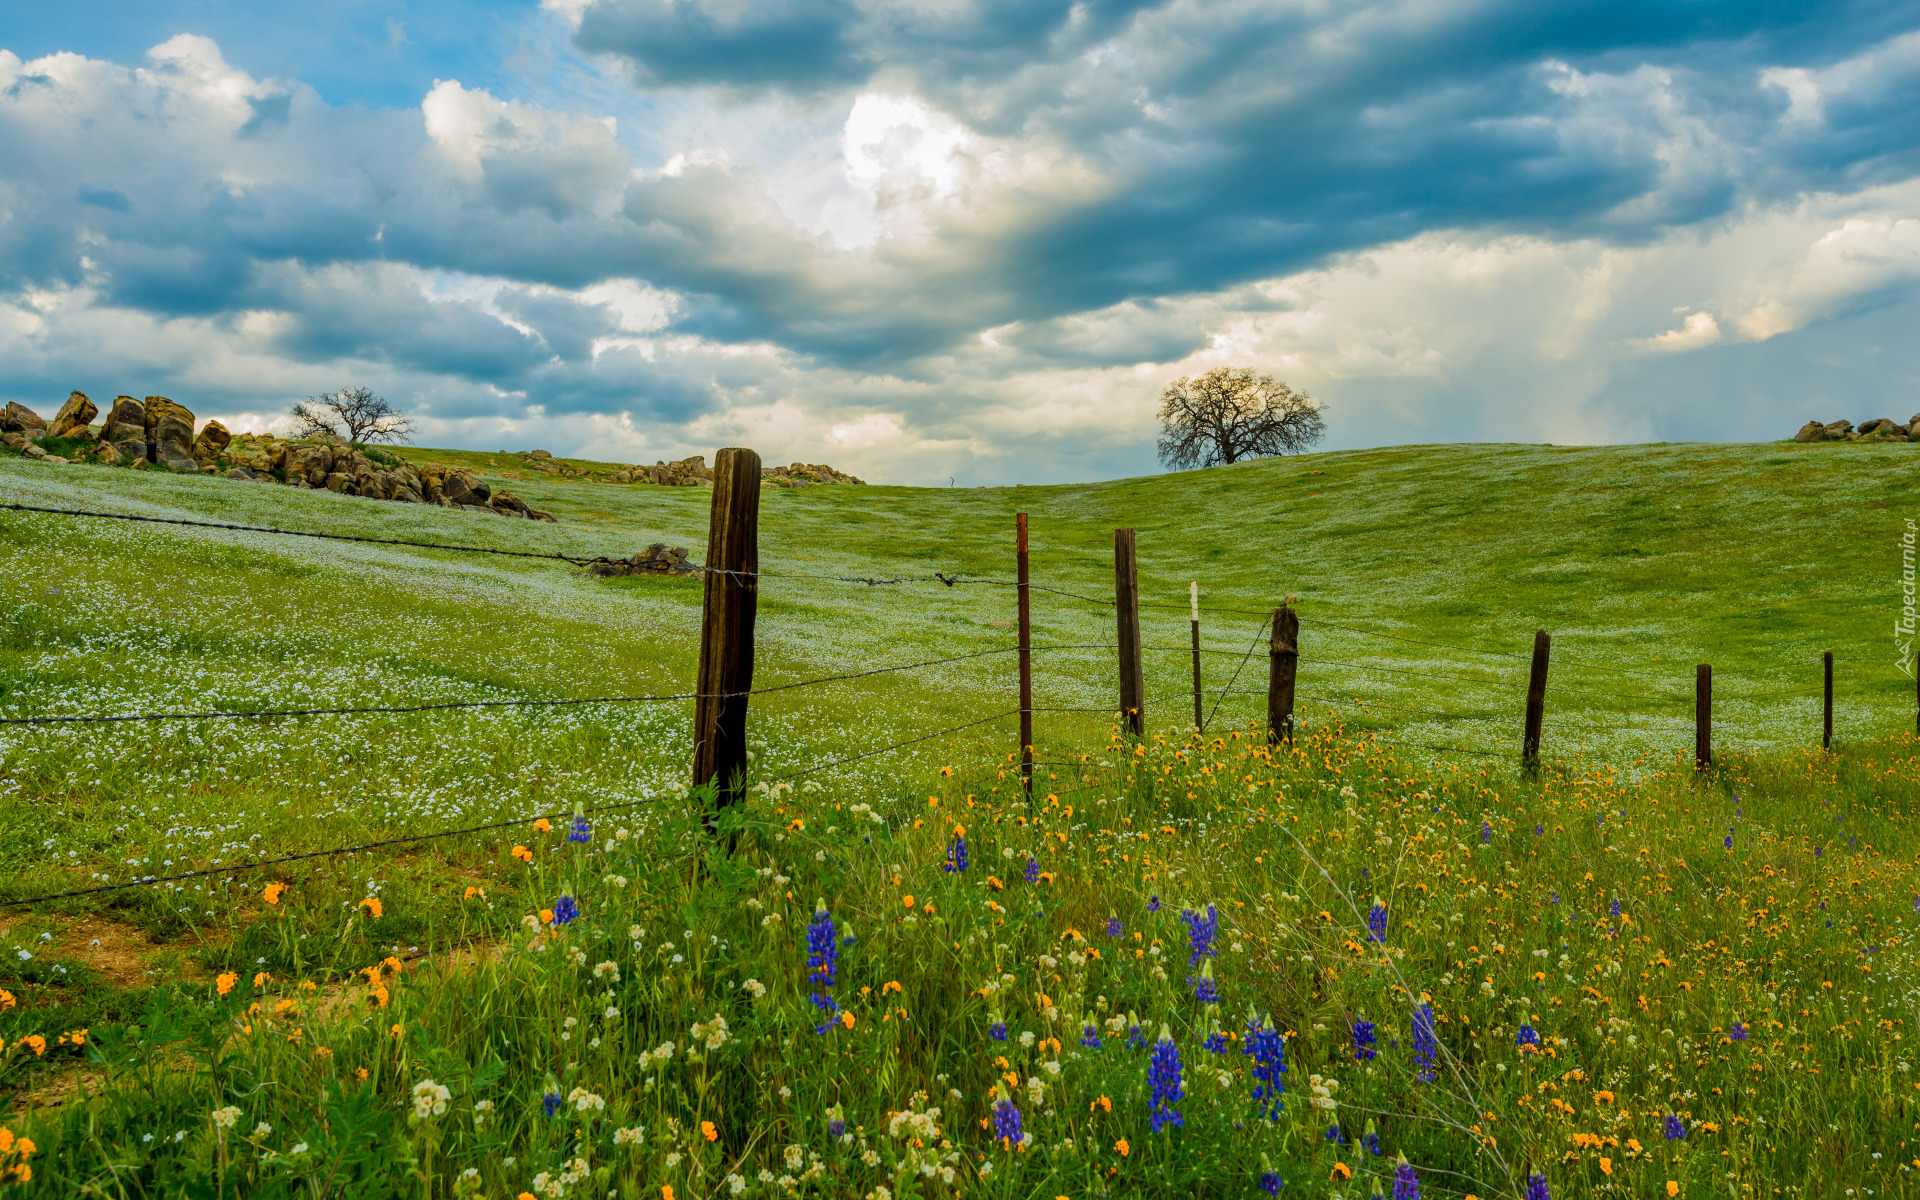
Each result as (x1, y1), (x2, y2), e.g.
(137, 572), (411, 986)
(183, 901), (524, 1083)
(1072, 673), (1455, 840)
(991, 1084), (1023, 1147)
(1362, 1119), (1382, 1155)
(989, 1015), (1008, 1041)
(211, 1106), (240, 1130)
(215, 972), (239, 997)
(943, 827), (970, 873)
(1411, 1004), (1438, 1083)
(1366, 901), (1388, 943)
(567, 1087), (606, 1113)
(594, 961), (620, 981)
(411, 1079), (452, 1120)
(1023, 856), (1039, 883)
(1323, 1123), (1348, 1145)
(1244, 1012), (1287, 1117)
(512, 845), (533, 863)
(1190, 958), (1220, 1005)
(1393, 1155), (1419, 1200)
(360, 897), (382, 918)
(1259, 1154), (1283, 1195)
(1080, 1023), (1102, 1050)
(702, 1120), (718, 1141)
(828, 1104), (847, 1138)
(1663, 1113), (1685, 1141)
(1148, 1024), (1184, 1132)
(1126, 1014), (1146, 1051)
(1105, 914), (1122, 938)
(1202, 1017), (1228, 1054)
(1479, 821), (1492, 843)
(1609, 898), (1622, 918)
(1723, 832), (1733, 849)
(1525, 1173), (1550, 1200)
(1516, 1024), (1539, 1050)
(263, 882), (286, 905)
(552, 895), (579, 925)
(1147, 894), (1162, 913)
(1730, 1021), (1748, 1042)
(1352, 1020), (1378, 1062)
(1533, 823), (1544, 836)
(534, 818), (552, 833)
(1116, 1138), (1130, 1157)
(543, 1091), (562, 1118)
(1181, 903), (1219, 966)
(567, 814), (591, 844)
(743, 979), (767, 999)
(807, 900), (841, 1033)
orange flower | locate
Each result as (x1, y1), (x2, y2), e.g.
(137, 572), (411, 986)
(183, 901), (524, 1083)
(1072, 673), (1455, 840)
(0, 989), (14, 1011)
(359, 897), (383, 918)
(215, 972), (239, 996)
(662, 1187), (675, 1200)
(511, 845), (533, 863)
(390, 1024), (404, 1039)
(841, 1011), (856, 1029)
(902, 895), (915, 908)
(882, 981), (902, 994)
(263, 882), (286, 905)
(534, 818), (552, 832)
(463, 886), (482, 900)
(541, 909), (556, 925)
(1115, 1138), (1129, 1157)
(1599, 1158), (1612, 1175)
(1667, 1184), (1679, 1198)
(702, 1121), (717, 1142)
(355, 1067), (369, 1081)
(15, 1035), (46, 1057)
(1092, 1095), (1112, 1113)
(1331, 1163), (1353, 1181)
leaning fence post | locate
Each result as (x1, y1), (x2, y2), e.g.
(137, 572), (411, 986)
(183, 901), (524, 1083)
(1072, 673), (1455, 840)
(1017, 512), (1034, 797)
(1268, 603), (1298, 745)
(1114, 528), (1145, 736)
(1823, 651), (1833, 751)
(1522, 629), (1550, 774)
(1189, 582), (1204, 732)
(692, 447), (761, 817)
(1694, 663), (1712, 770)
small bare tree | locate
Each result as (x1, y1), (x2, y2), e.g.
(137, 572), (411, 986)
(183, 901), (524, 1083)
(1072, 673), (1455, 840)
(1155, 368), (1323, 469)
(290, 387), (415, 446)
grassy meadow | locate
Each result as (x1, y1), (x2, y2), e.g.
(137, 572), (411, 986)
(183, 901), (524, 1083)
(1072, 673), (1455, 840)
(0, 437), (1917, 1198)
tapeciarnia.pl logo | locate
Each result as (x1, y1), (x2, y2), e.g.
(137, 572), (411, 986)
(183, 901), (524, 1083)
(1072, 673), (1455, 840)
(1901, 518), (1916, 679)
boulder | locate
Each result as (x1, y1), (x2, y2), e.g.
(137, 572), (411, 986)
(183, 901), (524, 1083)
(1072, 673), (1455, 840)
(392, 486), (423, 504)
(164, 457), (198, 473)
(324, 471), (349, 493)
(1793, 421), (1826, 443)
(1857, 418), (1896, 435)
(224, 467), (260, 481)
(459, 504), (494, 515)
(528, 508), (557, 523)
(440, 471), (490, 507)
(21, 443), (47, 459)
(95, 442), (122, 467)
(285, 444), (332, 486)
(112, 437), (148, 465)
(1823, 419), (1854, 439)
(48, 391), (98, 438)
(489, 491), (530, 517)
(100, 397), (147, 450)
(144, 396), (195, 462)
(191, 420), (231, 461)
(588, 543), (699, 577)
(2, 402), (47, 434)
(529, 449), (552, 459)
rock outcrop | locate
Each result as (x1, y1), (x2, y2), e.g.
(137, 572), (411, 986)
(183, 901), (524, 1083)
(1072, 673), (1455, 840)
(587, 544), (700, 577)
(1795, 416), (1920, 442)
(511, 448), (864, 486)
(2, 392), (556, 522)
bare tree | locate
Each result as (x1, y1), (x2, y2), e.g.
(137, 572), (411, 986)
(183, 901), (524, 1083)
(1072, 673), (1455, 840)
(290, 387), (415, 446)
(1155, 368), (1324, 469)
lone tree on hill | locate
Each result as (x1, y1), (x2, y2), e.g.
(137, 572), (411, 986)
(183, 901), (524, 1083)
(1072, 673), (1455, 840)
(290, 387), (415, 446)
(1155, 367), (1324, 469)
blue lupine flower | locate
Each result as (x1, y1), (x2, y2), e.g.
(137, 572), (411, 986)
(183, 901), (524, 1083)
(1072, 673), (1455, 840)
(1609, 898), (1622, 918)
(1724, 832), (1733, 850)
(1244, 1013), (1287, 1117)
(989, 1018), (1008, 1042)
(1549, 891), (1561, 904)
(991, 1093), (1022, 1144)
(1146, 894), (1162, 913)
(1202, 1017), (1228, 1054)
(1023, 856), (1039, 883)
(1322, 1123), (1347, 1145)
(1352, 1020), (1377, 1061)
(1730, 1021), (1748, 1042)
(1392, 1157), (1420, 1200)
(1182, 903), (1219, 967)
(1366, 901), (1388, 943)
(1080, 1023), (1102, 1049)
(1410, 1004), (1438, 1083)
(1533, 823), (1544, 836)
(1190, 959), (1220, 1005)
(806, 900), (840, 1032)
(1524, 1173), (1550, 1200)
(1106, 914), (1123, 938)
(551, 894), (579, 926)
(1259, 1154), (1283, 1195)
(1148, 1025), (1184, 1132)
(827, 1104), (846, 1139)
(1480, 820), (1493, 843)
(1663, 1113), (1685, 1140)
(1127, 1018), (1146, 1051)
(566, 815), (591, 844)
(542, 1091), (562, 1118)
(1362, 1121), (1382, 1156)
(1516, 1024), (1539, 1049)
(942, 830), (969, 873)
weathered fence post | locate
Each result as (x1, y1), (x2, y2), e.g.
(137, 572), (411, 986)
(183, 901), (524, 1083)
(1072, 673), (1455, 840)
(1268, 603), (1298, 746)
(1189, 582), (1204, 732)
(692, 447), (761, 817)
(1823, 650), (1833, 751)
(1017, 512), (1034, 796)
(1694, 663), (1712, 770)
(1114, 528), (1145, 736)
(1522, 629), (1550, 774)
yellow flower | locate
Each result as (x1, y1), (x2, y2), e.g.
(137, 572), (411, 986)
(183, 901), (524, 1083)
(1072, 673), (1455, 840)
(1115, 1138), (1129, 1157)
(1331, 1163), (1352, 1181)
(534, 818), (551, 832)
(253, 972), (271, 989)
(359, 897), (383, 918)
(1599, 1158), (1612, 1175)
(1667, 1184), (1679, 1197)
(511, 845), (533, 863)
(263, 882), (286, 905)
(215, 972), (239, 997)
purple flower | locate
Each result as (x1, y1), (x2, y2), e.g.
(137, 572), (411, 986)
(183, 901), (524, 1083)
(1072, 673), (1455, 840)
(1202, 1019), (1228, 1054)
(1362, 1123), (1382, 1156)
(1260, 1171), (1283, 1195)
(1730, 1021), (1747, 1042)
(1148, 1026), (1184, 1132)
(1190, 959), (1220, 1005)
(806, 900), (840, 1032)
(1080, 1022), (1103, 1049)
(1352, 1020), (1377, 1062)
(1411, 1004), (1438, 1083)
(1023, 856), (1039, 883)
(1182, 904), (1219, 967)
(1127, 1020), (1146, 1051)
(1525, 1173), (1550, 1200)
(1146, 894), (1162, 913)
(1322, 1123), (1347, 1145)
(1106, 914), (1123, 938)
(551, 894), (579, 925)
(827, 1107), (846, 1139)
(542, 1091), (562, 1118)
(942, 831), (969, 873)
(1243, 1014), (1287, 1117)
(992, 1095), (1022, 1144)
(1663, 1113), (1685, 1141)
(1393, 1158), (1420, 1200)
(566, 815), (591, 844)
(1609, 897), (1622, 918)
(1724, 832), (1733, 850)
(1533, 823), (1544, 836)
(1516, 1024), (1539, 1049)
(989, 1014), (1008, 1042)
(1366, 901), (1388, 943)
(1480, 820), (1493, 843)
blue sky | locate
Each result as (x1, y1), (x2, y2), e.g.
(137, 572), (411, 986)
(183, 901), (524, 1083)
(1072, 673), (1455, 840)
(2, 0), (1917, 484)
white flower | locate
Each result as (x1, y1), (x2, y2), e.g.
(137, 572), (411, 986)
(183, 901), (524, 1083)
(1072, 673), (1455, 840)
(605, 1006), (621, 1020)
(602, 874), (629, 889)
(665, 1151), (684, 1167)
(627, 924), (644, 940)
(412, 1079), (452, 1119)
(459, 1167), (479, 1182)
(211, 1106), (241, 1130)
(473, 1099), (494, 1129)
(1018, 1031), (1036, 1048)
(291, 1142), (310, 1154)
(567, 1087), (606, 1113)
(785, 1145), (804, 1169)
(691, 1014), (730, 1049)
(614, 1125), (646, 1145)
(727, 1175), (747, 1194)
(594, 961), (620, 981)
(743, 978), (767, 998)
(252, 1122), (272, 1137)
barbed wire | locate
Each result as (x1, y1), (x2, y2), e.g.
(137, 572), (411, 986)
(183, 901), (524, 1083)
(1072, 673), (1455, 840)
(766, 709), (1022, 782)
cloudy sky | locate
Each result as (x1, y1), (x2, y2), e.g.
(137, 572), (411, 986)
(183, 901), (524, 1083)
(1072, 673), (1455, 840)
(3, 0), (1917, 484)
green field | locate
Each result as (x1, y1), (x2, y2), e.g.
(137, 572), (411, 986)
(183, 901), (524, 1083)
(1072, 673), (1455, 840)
(0, 439), (1916, 1199)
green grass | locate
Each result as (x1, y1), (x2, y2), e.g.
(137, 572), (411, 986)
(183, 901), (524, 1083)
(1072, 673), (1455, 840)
(0, 438), (1915, 1197)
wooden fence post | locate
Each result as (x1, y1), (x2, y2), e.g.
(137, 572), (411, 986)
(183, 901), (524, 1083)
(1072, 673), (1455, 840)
(1823, 650), (1833, 751)
(692, 447), (761, 816)
(1017, 513), (1033, 796)
(1189, 582), (1203, 732)
(1114, 528), (1144, 736)
(1522, 629), (1550, 773)
(1695, 663), (1712, 770)
(1268, 604), (1298, 745)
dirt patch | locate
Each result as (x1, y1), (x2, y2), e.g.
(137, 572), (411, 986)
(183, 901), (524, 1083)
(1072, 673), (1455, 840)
(0, 914), (176, 988)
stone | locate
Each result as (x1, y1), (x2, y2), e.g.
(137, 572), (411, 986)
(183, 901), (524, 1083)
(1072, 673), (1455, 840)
(1793, 421), (1826, 443)
(165, 457), (198, 472)
(1857, 418), (1895, 435)
(100, 397), (147, 450)
(144, 396), (196, 462)
(1823, 420), (1854, 438)
(112, 438), (147, 465)
(459, 503), (494, 515)
(3, 402), (47, 434)
(588, 543), (699, 577)
(529, 449), (552, 459)
(489, 491), (530, 516)
(441, 471), (490, 506)
(224, 467), (259, 480)
(393, 486), (423, 504)
(42, 455), (69, 464)
(48, 391), (98, 438)
(286, 444), (332, 486)
(528, 509), (557, 522)
(191, 420), (231, 461)
(324, 472), (349, 493)
(96, 442), (122, 467)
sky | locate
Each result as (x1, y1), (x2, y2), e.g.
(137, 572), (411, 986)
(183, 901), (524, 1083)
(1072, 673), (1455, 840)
(2, 1), (1917, 485)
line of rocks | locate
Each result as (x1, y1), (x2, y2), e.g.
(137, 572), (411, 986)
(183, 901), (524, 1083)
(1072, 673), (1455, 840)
(516, 449), (864, 487)
(1, 392), (554, 521)
(1794, 416), (1920, 442)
